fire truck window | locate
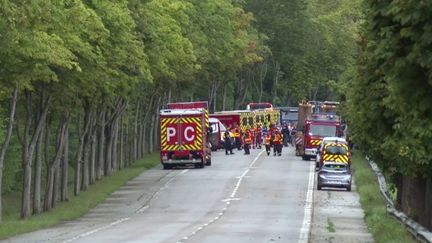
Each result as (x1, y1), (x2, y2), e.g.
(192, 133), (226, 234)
(309, 125), (336, 137)
(248, 117), (253, 125)
(242, 117), (248, 126)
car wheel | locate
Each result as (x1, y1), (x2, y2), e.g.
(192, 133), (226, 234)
(347, 185), (352, 192)
(317, 185), (322, 190)
(163, 164), (171, 170)
(302, 155), (309, 161)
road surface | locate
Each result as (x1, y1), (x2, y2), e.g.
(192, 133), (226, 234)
(4, 147), (365, 243)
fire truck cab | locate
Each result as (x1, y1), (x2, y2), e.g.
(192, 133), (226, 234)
(302, 113), (342, 160)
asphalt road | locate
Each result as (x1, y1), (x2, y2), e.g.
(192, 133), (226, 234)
(5, 146), (315, 243)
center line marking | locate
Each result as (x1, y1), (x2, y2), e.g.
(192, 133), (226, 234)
(177, 150), (264, 243)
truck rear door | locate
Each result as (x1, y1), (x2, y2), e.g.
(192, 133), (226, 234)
(161, 115), (181, 152)
(179, 114), (203, 151)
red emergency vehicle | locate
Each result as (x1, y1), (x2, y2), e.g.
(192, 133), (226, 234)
(210, 110), (253, 132)
(295, 101), (343, 160)
(160, 103), (211, 169)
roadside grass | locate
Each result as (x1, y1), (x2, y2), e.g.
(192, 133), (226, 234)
(0, 153), (160, 240)
(351, 152), (416, 243)
(326, 217), (335, 233)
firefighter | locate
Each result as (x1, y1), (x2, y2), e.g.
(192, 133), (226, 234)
(256, 124), (263, 149)
(249, 127), (255, 149)
(223, 131), (234, 155)
(264, 133), (272, 156)
(273, 130), (283, 156)
(282, 124), (290, 147)
(244, 133), (252, 155)
(234, 128), (242, 150)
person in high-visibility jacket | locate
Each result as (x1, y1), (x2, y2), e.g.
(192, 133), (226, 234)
(256, 124), (263, 149)
(233, 128), (242, 150)
(264, 133), (272, 156)
(249, 128), (255, 149)
(273, 130), (283, 156)
(244, 133), (252, 155)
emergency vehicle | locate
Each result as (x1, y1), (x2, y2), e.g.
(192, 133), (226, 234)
(295, 101), (343, 160)
(247, 102), (280, 127)
(210, 110), (254, 133)
(160, 102), (211, 169)
(208, 117), (228, 150)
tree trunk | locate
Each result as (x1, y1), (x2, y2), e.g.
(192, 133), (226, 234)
(33, 128), (43, 214)
(151, 97), (161, 152)
(43, 166), (55, 211)
(19, 89), (50, 219)
(119, 116), (124, 169)
(44, 112), (69, 211)
(105, 122), (113, 176)
(97, 110), (105, 180)
(61, 126), (69, 201)
(82, 133), (90, 191)
(222, 84), (227, 111)
(53, 165), (60, 207)
(75, 105), (92, 195)
(425, 179), (432, 230)
(0, 86), (18, 222)
(74, 116), (83, 196)
(400, 176), (425, 223)
(90, 127), (97, 184)
(133, 102), (140, 161)
(112, 118), (119, 171)
(149, 113), (155, 153)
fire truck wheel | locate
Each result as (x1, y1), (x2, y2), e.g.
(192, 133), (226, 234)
(195, 161), (204, 169)
(206, 159), (212, 166)
(163, 164), (172, 170)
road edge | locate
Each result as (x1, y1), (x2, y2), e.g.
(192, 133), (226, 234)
(298, 161), (315, 243)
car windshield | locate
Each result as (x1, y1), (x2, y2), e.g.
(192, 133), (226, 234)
(323, 164), (347, 171)
(309, 125), (336, 137)
(325, 145), (348, 155)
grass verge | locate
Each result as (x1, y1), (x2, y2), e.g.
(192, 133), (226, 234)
(326, 217), (335, 233)
(0, 153), (160, 240)
(351, 152), (416, 243)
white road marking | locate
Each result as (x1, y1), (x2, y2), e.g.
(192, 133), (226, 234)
(298, 161), (315, 243)
(177, 150), (264, 242)
(63, 169), (189, 243)
(63, 217), (130, 243)
(221, 197), (241, 202)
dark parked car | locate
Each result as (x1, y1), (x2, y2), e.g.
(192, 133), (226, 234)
(317, 162), (352, 191)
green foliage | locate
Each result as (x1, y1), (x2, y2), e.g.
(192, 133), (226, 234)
(246, 0), (362, 105)
(345, 0), (432, 177)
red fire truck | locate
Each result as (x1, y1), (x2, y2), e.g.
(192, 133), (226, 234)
(295, 101), (343, 160)
(210, 110), (253, 133)
(160, 102), (211, 169)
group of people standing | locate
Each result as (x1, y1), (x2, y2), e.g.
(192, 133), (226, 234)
(223, 123), (295, 156)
